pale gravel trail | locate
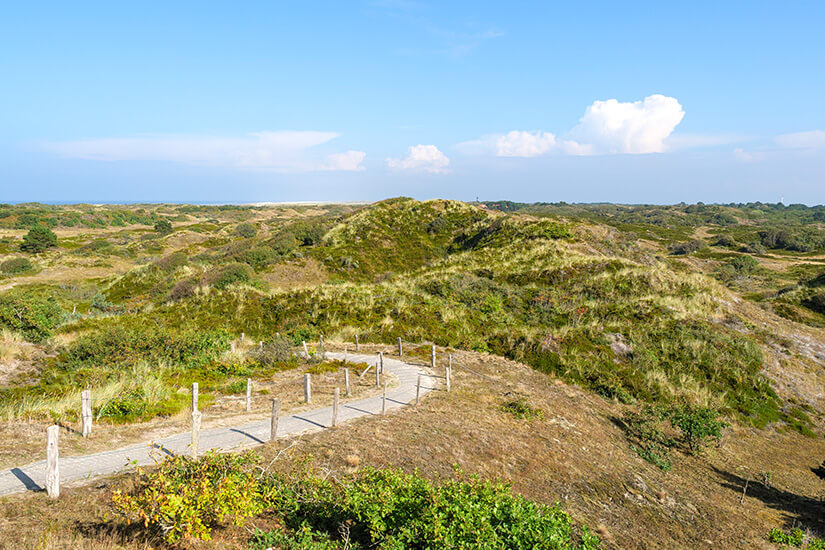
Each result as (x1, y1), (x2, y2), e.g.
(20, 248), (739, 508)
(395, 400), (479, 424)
(0, 353), (436, 497)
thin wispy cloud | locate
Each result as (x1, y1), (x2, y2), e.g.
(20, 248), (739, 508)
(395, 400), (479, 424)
(775, 130), (825, 149)
(36, 131), (366, 173)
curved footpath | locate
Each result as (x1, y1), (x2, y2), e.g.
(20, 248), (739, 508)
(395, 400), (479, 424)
(0, 353), (436, 497)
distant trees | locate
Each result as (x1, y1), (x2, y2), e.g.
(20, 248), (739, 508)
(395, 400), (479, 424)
(20, 226), (57, 253)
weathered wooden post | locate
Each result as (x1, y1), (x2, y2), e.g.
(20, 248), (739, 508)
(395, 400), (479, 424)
(332, 387), (340, 427)
(415, 374), (422, 405)
(304, 373), (312, 403)
(259, 340), (263, 350)
(381, 381), (387, 415)
(355, 334), (359, 351)
(344, 347), (348, 362)
(375, 361), (380, 387)
(303, 341), (309, 357)
(241, 332), (245, 343)
(231, 341), (236, 353)
(446, 355), (452, 393)
(246, 378), (252, 412)
(191, 410), (201, 458)
(344, 368), (351, 396)
(192, 382), (199, 411)
(378, 352), (384, 374)
(270, 398), (280, 441)
(431, 345), (436, 369)
(46, 425), (59, 499)
(81, 389), (92, 437)
(397, 337), (402, 356)
(319, 334), (324, 348)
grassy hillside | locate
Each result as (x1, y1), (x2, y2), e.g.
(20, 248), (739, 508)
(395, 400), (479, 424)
(2, 198), (825, 548)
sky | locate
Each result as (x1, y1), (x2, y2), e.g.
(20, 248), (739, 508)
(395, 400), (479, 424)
(1, 1), (824, 204)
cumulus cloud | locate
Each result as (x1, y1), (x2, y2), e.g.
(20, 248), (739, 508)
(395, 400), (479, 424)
(36, 131), (365, 172)
(775, 130), (825, 149)
(469, 94), (686, 158)
(386, 144), (450, 173)
(495, 131), (556, 157)
(569, 94), (685, 154)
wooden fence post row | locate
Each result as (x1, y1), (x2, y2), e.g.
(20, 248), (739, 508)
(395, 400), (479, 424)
(81, 390), (92, 437)
(378, 352), (384, 374)
(382, 381), (387, 415)
(375, 361), (380, 387)
(303, 341), (309, 357)
(46, 425), (59, 499)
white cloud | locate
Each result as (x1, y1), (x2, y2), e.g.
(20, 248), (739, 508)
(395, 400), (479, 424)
(569, 94), (685, 154)
(496, 131), (556, 157)
(36, 131), (365, 172)
(466, 94), (686, 159)
(775, 130), (825, 149)
(386, 144), (450, 174)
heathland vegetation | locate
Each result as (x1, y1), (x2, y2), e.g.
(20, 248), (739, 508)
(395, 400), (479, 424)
(1, 198), (825, 548)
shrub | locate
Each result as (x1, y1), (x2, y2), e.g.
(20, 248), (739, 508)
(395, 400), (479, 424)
(236, 223), (257, 238)
(0, 293), (65, 341)
(168, 279), (197, 302)
(204, 262), (253, 290)
(253, 335), (296, 365)
(803, 292), (825, 315)
(0, 257), (32, 275)
(668, 239), (705, 255)
(154, 219), (173, 235)
(727, 255), (760, 275)
(501, 398), (545, 420)
(112, 451), (262, 542)
(666, 405), (726, 455)
(20, 226), (57, 253)
(618, 407), (675, 471)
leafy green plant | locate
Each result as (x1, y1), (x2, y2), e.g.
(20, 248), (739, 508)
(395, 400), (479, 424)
(666, 405), (726, 455)
(112, 451), (262, 542)
(619, 407), (675, 471)
(0, 292), (65, 341)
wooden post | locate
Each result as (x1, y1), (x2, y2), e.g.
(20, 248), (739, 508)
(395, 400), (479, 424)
(241, 332), (245, 343)
(344, 347), (348, 362)
(355, 334), (359, 351)
(191, 410), (201, 458)
(332, 387), (340, 427)
(446, 355), (452, 393)
(382, 381), (387, 415)
(344, 368), (351, 396)
(319, 334), (324, 348)
(246, 378), (252, 412)
(375, 361), (380, 387)
(397, 337), (402, 356)
(304, 373), (311, 403)
(431, 345), (436, 369)
(231, 341), (236, 353)
(81, 389), (92, 437)
(259, 340), (263, 350)
(415, 374), (421, 405)
(46, 425), (59, 499)
(303, 341), (309, 357)
(270, 398), (280, 441)
(192, 382), (199, 412)
(378, 352), (384, 374)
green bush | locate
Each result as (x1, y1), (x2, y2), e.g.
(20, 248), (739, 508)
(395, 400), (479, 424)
(0, 292), (65, 341)
(112, 454), (599, 548)
(501, 398), (545, 420)
(666, 405), (726, 455)
(236, 223), (257, 238)
(669, 239), (705, 255)
(154, 219), (173, 235)
(0, 257), (33, 275)
(728, 255), (759, 274)
(20, 226), (57, 253)
(112, 451), (262, 542)
(205, 262), (253, 290)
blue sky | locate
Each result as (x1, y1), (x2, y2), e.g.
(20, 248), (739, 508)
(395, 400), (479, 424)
(1, 1), (824, 204)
